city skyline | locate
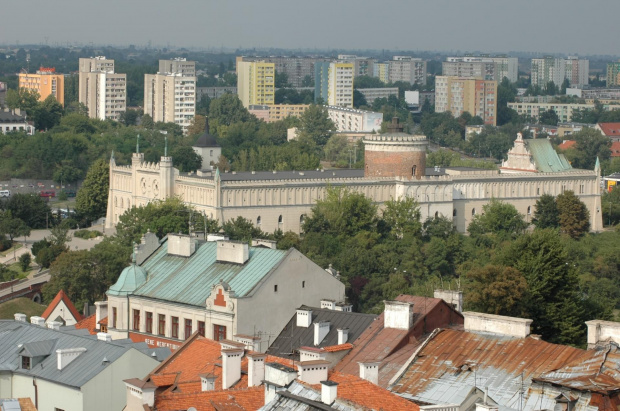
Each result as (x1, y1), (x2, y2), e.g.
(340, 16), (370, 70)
(3, 0), (620, 56)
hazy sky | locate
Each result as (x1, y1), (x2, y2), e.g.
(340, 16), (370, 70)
(3, 0), (619, 56)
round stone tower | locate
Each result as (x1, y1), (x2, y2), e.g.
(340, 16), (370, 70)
(364, 118), (428, 179)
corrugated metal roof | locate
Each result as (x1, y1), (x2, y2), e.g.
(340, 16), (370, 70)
(134, 240), (289, 306)
(0, 320), (155, 388)
(388, 328), (615, 410)
(266, 306), (376, 359)
(525, 139), (573, 172)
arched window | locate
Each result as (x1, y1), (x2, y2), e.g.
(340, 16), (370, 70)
(453, 209), (457, 217)
(256, 216), (261, 226)
(434, 211), (439, 218)
(527, 206), (532, 215)
(412, 165), (417, 176)
(472, 208), (476, 216)
(300, 214), (306, 225)
(278, 215), (283, 224)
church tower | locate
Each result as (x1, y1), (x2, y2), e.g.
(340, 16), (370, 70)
(364, 118), (428, 179)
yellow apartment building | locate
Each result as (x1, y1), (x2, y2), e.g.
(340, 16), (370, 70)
(237, 61), (275, 108)
(18, 67), (65, 106)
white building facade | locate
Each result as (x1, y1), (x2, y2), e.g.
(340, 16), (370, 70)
(79, 57), (127, 121)
(144, 72), (196, 132)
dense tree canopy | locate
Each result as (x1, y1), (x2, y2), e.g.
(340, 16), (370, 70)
(75, 159), (109, 223)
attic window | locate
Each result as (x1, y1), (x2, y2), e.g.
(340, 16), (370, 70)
(274, 285), (278, 293)
(21, 356), (31, 370)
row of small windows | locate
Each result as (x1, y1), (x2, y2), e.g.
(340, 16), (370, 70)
(256, 215), (306, 226)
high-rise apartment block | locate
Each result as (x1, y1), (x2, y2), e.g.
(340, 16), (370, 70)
(314, 62), (354, 107)
(606, 62), (620, 87)
(79, 57), (127, 121)
(337, 55), (375, 77)
(237, 56), (330, 88)
(435, 76), (497, 126)
(18, 67), (64, 105)
(373, 63), (390, 83)
(144, 73), (196, 132)
(236, 61), (275, 108)
(159, 58), (196, 77)
(531, 56), (589, 89)
(389, 56), (427, 85)
(443, 56), (518, 83)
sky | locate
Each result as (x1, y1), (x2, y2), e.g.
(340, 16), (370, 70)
(3, 0), (619, 56)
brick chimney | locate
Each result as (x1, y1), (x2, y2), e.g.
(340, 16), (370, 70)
(221, 348), (243, 389)
(321, 380), (338, 405)
(384, 301), (414, 330)
(314, 321), (330, 345)
(247, 353), (266, 387)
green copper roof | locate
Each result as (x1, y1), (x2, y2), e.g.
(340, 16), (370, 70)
(132, 241), (288, 306)
(525, 139), (573, 173)
(108, 263), (148, 296)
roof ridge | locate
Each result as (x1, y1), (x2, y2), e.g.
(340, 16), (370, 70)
(41, 290), (84, 322)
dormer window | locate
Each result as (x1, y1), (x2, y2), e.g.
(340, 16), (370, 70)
(21, 356), (31, 370)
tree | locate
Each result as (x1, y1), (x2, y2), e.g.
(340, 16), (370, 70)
(303, 187), (377, 237)
(222, 216), (266, 242)
(187, 114), (207, 137)
(119, 109), (140, 126)
(500, 229), (584, 345)
(19, 253), (31, 272)
(114, 197), (193, 246)
(35, 95), (63, 130)
(568, 128), (611, 170)
(75, 159), (109, 223)
(0, 210), (30, 242)
(5, 88), (40, 115)
(532, 194), (559, 229)
(381, 197), (422, 238)
(3, 194), (50, 229)
(353, 90), (367, 108)
(467, 199), (528, 239)
(171, 146), (202, 172)
(556, 190), (590, 238)
(539, 109), (559, 126)
(466, 265), (527, 316)
(297, 105), (335, 147)
(301, 75), (314, 87)
(53, 162), (83, 184)
(208, 93), (252, 130)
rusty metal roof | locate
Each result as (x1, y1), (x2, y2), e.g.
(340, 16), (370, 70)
(389, 328), (620, 410)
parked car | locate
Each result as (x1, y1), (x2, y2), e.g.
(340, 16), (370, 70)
(40, 190), (56, 198)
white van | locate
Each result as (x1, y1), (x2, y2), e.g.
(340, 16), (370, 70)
(0, 190), (10, 198)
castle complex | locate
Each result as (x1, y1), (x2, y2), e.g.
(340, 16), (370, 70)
(106, 119), (603, 234)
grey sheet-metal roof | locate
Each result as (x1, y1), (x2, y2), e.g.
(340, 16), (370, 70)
(266, 306), (377, 359)
(134, 240), (290, 306)
(0, 320), (155, 388)
(260, 381), (359, 411)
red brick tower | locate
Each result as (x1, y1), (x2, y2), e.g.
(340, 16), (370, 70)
(364, 118), (428, 179)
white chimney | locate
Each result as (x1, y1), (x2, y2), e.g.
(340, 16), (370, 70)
(47, 321), (62, 331)
(233, 334), (260, 352)
(463, 312), (532, 338)
(384, 301), (414, 330)
(585, 320), (620, 349)
(264, 362), (298, 404)
(97, 332), (112, 342)
(334, 303), (352, 312)
(314, 322), (330, 346)
(124, 379), (156, 409)
(251, 239), (277, 249)
(321, 380), (338, 405)
(296, 309), (312, 328)
(207, 234), (228, 242)
(221, 348), (243, 389)
(14, 313), (26, 322)
(358, 362), (380, 385)
(216, 240), (249, 264)
(167, 233), (196, 257)
(247, 353), (266, 387)
(434, 289), (464, 312)
(95, 301), (108, 331)
(200, 373), (216, 391)
(57, 348), (87, 370)
(337, 328), (349, 345)
(297, 360), (329, 384)
(321, 299), (336, 310)
(299, 347), (326, 362)
(30, 316), (45, 327)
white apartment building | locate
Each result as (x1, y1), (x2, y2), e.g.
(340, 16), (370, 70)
(144, 72), (196, 132)
(326, 106), (383, 132)
(531, 56), (589, 88)
(79, 57), (127, 121)
(328, 63), (354, 107)
(159, 58), (196, 77)
(508, 102), (595, 123)
(389, 56), (427, 85)
(443, 56), (518, 83)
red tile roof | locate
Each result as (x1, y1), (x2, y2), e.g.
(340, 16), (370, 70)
(142, 333), (295, 410)
(611, 141), (620, 157)
(41, 289), (83, 323)
(74, 314), (97, 335)
(557, 140), (576, 150)
(98, 316), (108, 325)
(333, 295), (463, 388)
(323, 343), (353, 352)
(598, 122), (620, 136)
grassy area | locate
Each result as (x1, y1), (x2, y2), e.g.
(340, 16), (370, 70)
(0, 243), (22, 258)
(0, 297), (45, 320)
(6, 263), (33, 280)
